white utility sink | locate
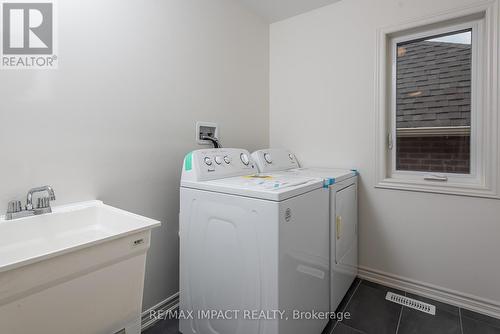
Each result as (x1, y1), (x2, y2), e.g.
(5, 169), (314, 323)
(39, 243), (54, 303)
(0, 200), (161, 334)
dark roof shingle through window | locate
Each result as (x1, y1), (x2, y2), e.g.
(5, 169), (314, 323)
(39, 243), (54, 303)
(396, 40), (471, 129)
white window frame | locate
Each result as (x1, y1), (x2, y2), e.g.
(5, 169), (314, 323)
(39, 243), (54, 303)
(375, 2), (500, 199)
(390, 22), (481, 183)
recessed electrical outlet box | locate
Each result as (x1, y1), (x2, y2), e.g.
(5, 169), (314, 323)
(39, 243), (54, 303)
(196, 121), (219, 145)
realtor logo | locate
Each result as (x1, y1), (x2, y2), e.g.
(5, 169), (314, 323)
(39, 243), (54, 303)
(1, 1), (57, 69)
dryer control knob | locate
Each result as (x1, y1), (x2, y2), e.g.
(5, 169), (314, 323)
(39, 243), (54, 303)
(264, 153), (272, 164)
(214, 156), (223, 165)
(224, 156), (231, 164)
(204, 157), (213, 166)
(240, 153), (250, 166)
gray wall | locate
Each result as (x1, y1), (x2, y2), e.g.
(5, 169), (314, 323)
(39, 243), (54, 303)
(0, 0), (269, 310)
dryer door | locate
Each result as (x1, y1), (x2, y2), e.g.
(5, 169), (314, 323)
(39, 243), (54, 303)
(331, 182), (358, 312)
(334, 184), (357, 265)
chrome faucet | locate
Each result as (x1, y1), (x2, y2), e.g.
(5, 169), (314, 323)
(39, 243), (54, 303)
(4, 185), (56, 220)
(26, 185), (56, 210)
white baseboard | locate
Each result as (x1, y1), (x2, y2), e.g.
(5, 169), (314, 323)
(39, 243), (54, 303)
(358, 266), (500, 320)
(141, 292), (179, 332)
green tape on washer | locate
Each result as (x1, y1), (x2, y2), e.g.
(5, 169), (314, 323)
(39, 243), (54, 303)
(185, 152), (193, 171)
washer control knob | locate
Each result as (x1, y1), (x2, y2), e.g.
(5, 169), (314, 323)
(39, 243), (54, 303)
(264, 153), (272, 164)
(240, 153), (250, 166)
(223, 156), (231, 164)
(214, 156), (223, 165)
(204, 157), (213, 166)
(289, 153), (295, 160)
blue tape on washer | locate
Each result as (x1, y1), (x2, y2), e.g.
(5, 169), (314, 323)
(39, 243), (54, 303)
(350, 169), (359, 176)
(322, 178), (336, 188)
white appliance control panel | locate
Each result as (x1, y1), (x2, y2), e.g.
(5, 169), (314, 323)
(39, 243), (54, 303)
(252, 148), (300, 173)
(182, 148), (257, 181)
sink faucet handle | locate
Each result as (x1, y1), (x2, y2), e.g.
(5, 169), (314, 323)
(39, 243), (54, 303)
(7, 200), (22, 214)
(7, 201), (14, 213)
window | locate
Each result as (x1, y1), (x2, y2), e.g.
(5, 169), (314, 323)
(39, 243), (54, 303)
(375, 5), (499, 198)
(395, 29), (472, 175)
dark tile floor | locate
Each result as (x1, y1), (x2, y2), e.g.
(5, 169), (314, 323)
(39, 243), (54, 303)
(144, 279), (500, 334)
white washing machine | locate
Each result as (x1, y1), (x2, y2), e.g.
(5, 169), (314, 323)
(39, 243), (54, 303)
(179, 148), (330, 334)
(251, 149), (358, 313)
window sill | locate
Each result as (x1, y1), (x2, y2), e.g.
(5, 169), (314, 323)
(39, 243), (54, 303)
(375, 177), (500, 199)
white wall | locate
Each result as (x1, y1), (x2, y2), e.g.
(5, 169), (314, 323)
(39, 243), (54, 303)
(270, 0), (500, 308)
(0, 0), (269, 310)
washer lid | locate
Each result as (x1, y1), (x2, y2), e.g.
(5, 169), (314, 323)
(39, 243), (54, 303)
(181, 174), (323, 201)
